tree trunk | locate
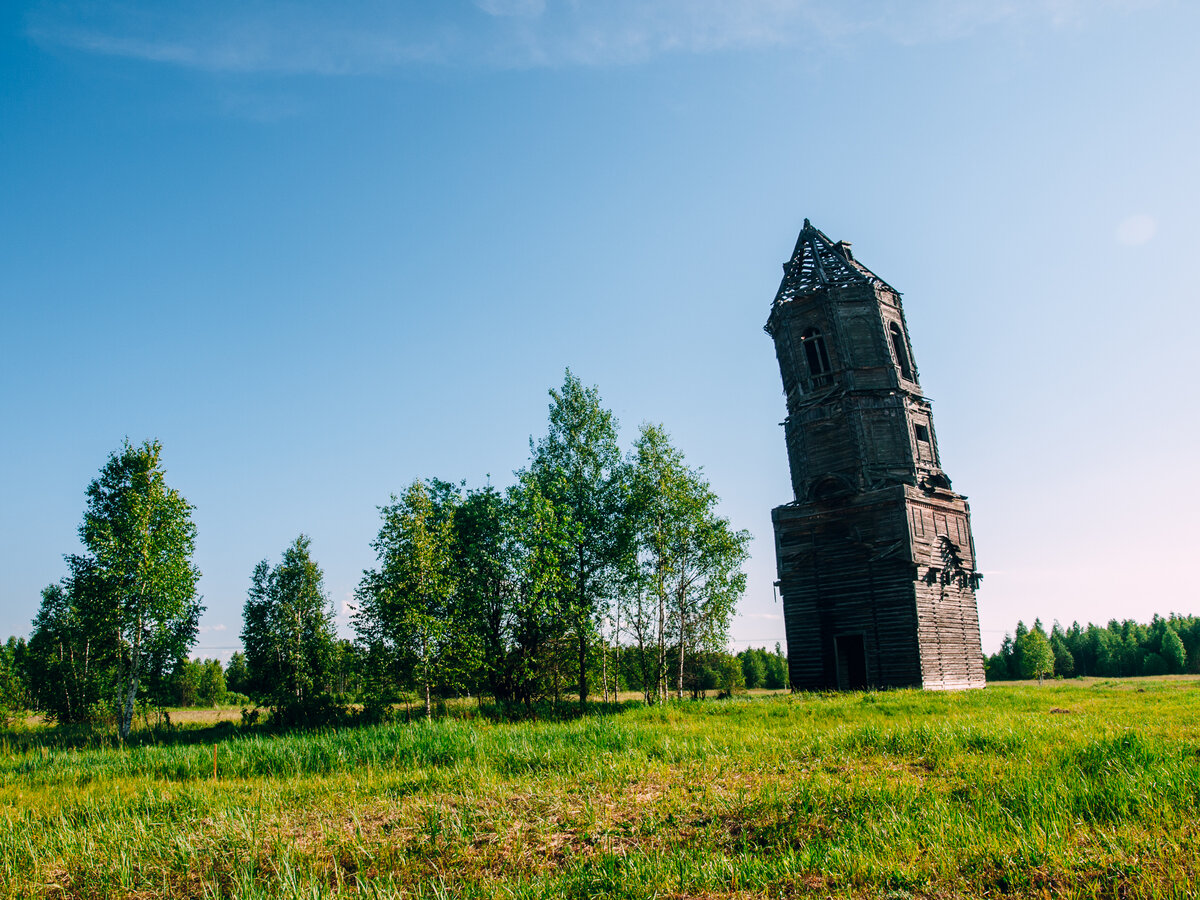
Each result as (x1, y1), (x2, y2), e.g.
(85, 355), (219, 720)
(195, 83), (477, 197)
(676, 606), (686, 702)
(423, 632), (432, 719)
(612, 604), (620, 703)
(601, 634), (609, 703)
(636, 592), (651, 705)
(121, 668), (139, 739)
(578, 628), (588, 711)
(120, 617), (143, 739)
(577, 557), (589, 710)
(656, 575), (666, 704)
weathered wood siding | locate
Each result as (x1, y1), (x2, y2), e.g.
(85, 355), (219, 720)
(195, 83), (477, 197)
(767, 221), (985, 692)
(906, 489), (986, 689)
(774, 492), (924, 690)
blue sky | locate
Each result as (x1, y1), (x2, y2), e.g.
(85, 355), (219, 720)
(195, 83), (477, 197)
(2, 0), (1197, 658)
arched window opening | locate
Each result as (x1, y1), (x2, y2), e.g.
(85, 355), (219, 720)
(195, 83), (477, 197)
(800, 327), (832, 378)
(889, 322), (914, 381)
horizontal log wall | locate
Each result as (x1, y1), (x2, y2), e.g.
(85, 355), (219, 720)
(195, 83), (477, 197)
(907, 489), (986, 689)
(775, 485), (986, 692)
(775, 490), (923, 690)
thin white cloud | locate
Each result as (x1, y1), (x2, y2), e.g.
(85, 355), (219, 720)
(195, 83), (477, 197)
(1116, 213), (1157, 246)
(27, 3), (452, 75)
(198, 623), (228, 633)
(26, 0), (1158, 74)
(476, 0), (547, 18)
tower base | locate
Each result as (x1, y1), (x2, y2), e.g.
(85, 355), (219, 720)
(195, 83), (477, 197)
(773, 485), (985, 691)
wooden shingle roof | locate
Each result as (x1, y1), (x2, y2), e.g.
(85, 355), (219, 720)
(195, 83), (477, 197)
(774, 219), (897, 305)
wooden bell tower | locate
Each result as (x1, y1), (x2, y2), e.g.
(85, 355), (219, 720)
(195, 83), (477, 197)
(766, 220), (985, 690)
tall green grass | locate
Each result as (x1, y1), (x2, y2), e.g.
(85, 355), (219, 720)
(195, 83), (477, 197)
(2, 680), (1198, 898)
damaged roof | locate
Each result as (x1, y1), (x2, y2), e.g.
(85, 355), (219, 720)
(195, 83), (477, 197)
(774, 219), (897, 304)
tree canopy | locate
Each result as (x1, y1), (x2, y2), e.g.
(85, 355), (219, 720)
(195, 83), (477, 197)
(26, 439), (201, 735)
(354, 481), (473, 719)
(16, 375), (760, 731)
(241, 535), (338, 726)
(526, 370), (628, 709)
(987, 615), (1200, 682)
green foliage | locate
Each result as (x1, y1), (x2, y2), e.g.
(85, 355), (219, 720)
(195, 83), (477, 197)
(1017, 628), (1055, 683)
(501, 475), (572, 704)
(450, 484), (510, 699)
(0, 638), (30, 725)
(740, 647), (766, 688)
(737, 646), (787, 691)
(716, 653), (745, 697)
(241, 536), (340, 726)
(335, 373), (753, 715)
(450, 483), (566, 705)
(626, 423), (751, 702)
(26, 443), (203, 734)
(1161, 626), (1186, 674)
(766, 643), (789, 689)
(199, 659), (228, 706)
(354, 481), (475, 718)
(224, 651), (250, 696)
(26, 568), (118, 725)
(171, 658), (202, 707)
(1050, 627), (1075, 677)
(1141, 652), (1168, 676)
(988, 614), (1200, 682)
(77, 439), (202, 737)
(526, 370), (627, 709)
(169, 658), (227, 707)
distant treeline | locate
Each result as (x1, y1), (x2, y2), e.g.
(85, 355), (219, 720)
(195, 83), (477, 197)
(4, 372), (768, 732)
(985, 615), (1200, 681)
(0, 636), (787, 727)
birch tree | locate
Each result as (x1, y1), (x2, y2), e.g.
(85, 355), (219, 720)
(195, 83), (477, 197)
(26, 559), (117, 725)
(452, 485), (514, 701)
(628, 424), (750, 701)
(241, 536), (338, 725)
(354, 480), (466, 718)
(504, 475), (571, 704)
(80, 439), (201, 738)
(527, 371), (626, 710)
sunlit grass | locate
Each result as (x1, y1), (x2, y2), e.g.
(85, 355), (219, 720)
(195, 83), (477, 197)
(2, 679), (1198, 898)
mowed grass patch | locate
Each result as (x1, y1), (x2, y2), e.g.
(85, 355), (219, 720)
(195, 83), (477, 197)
(2, 681), (1198, 898)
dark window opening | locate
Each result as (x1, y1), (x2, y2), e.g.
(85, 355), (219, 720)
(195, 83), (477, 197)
(889, 322), (914, 380)
(914, 424), (930, 443)
(800, 327), (832, 377)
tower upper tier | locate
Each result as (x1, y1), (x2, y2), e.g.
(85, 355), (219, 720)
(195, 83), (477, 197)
(765, 220), (953, 502)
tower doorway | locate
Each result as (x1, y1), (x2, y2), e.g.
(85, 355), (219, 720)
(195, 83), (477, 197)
(835, 634), (868, 690)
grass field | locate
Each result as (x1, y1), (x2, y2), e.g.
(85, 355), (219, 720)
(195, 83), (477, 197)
(2, 678), (1198, 899)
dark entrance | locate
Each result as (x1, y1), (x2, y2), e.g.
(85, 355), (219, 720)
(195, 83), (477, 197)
(835, 635), (868, 690)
